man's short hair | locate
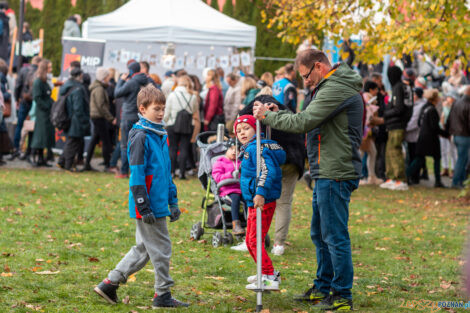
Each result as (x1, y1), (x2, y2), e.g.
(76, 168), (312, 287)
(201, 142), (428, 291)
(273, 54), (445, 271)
(70, 60), (81, 69)
(140, 61), (150, 72)
(227, 73), (238, 81)
(138, 84), (166, 109)
(370, 72), (382, 80)
(295, 49), (330, 70)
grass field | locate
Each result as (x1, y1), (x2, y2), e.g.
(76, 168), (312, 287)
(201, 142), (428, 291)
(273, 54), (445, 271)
(0, 168), (468, 312)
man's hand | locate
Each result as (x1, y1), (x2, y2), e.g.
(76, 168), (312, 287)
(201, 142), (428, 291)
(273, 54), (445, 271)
(120, 73), (129, 81)
(141, 212), (157, 224)
(112, 118), (117, 126)
(232, 170), (239, 179)
(253, 101), (269, 120)
(203, 120), (209, 126)
(169, 204), (181, 222)
(253, 195), (265, 210)
(267, 102), (280, 112)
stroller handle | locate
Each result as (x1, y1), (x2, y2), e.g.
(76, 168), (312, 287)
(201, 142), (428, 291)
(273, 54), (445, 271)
(216, 178), (240, 194)
(196, 131), (218, 146)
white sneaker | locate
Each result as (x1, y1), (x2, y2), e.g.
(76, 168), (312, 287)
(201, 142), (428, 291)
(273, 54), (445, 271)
(379, 179), (395, 189)
(246, 275), (280, 291)
(271, 244), (285, 256)
(230, 242), (248, 251)
(247, 270), (281, 284)
(389, 180), (409, 191)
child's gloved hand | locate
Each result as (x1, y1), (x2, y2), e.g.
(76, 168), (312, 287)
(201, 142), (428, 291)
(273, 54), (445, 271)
(141, 212), (157, 224)
(169, 204), (181, 222)
(232, 170), (239, 179)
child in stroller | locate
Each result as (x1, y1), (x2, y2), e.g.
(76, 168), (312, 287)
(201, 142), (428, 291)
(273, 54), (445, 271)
(212, 139), (245, 235)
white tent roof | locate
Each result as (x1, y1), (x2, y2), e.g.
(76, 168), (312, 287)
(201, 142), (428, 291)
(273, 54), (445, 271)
(83, 0), (256, 48)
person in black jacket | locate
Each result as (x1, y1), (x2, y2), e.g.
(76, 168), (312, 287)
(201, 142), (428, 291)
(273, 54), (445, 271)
(239, 94), (306, 255)
(370, 72), (388, 180)
(114, 61), (151, 178)
(406, 89), (448, 188)
(381, 66), (414, 191)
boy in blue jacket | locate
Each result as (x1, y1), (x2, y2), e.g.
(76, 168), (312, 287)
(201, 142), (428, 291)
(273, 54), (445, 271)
(94, 85), (189, 308)
(234, 115), (286, 290)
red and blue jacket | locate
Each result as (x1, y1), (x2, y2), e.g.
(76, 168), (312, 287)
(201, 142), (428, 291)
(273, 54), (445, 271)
(127, 115), (177, 219)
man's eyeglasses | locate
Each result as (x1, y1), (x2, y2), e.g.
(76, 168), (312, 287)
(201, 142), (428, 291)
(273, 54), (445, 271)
(302, 62), (317, 80)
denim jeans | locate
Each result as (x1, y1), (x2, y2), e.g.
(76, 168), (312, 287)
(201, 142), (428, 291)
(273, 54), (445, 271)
(13, 101), (31, 149)
(229, 193), (242, 221)
(453, 136), (470, 187)
(310, 179), (359, 300)
(120, 119), (138, 174)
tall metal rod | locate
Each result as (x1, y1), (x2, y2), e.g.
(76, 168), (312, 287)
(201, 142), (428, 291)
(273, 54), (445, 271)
(255, 119), (262, 312)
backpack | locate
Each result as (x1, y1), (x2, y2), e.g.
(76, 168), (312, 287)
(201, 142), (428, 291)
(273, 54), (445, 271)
(50, 86), (78, 131)
(173, 92), (194, 135)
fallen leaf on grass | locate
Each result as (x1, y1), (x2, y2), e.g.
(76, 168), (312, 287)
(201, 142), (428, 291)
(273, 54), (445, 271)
(136, 306), (151, 310)
(236, 296), (247, 302)
(1, 272), (13, 277)
(4, 264), (10, 272)
(204, 276), (225, 280)
(128, 274), (136, 282)
(88, 257), (99, 262)
(35, 270), (60, 275)
(440, 282), (452, 289)
(25, 304), (43, 311)
(122, 295), (130, 304)
(31, 266), (42, 272)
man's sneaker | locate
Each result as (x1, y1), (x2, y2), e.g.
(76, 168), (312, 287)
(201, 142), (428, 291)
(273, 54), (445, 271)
(312, 290), (353, 311)
(231, 242), (248, 251)
(247, 270), (281, 284)
(389, 180), (409, 191)
(293, 286), (327, 303)
(246, 274), (280, 291)
(271, 244), (285, 256)
(379, 179), (395, 189)
(94, 279), (119, 304)
(115, 173), (129, 179)
(152, 292), (189, 308)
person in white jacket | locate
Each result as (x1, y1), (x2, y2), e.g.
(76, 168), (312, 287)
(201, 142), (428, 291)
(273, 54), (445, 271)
(164, 75), (200, 179)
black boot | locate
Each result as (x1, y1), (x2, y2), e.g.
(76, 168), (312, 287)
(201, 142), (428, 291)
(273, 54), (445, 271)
(8, 149), (20, 161)
(152, 292), (189, 308)
(94, 279), (119, 304)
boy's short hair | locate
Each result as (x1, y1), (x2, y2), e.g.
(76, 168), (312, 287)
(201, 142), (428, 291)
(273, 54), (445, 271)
(137, 84), (166, 109)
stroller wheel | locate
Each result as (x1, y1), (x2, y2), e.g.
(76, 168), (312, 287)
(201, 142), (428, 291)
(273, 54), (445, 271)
(223, 232), (233, 245)
(265, 234), (271, 248)
(190, 222), (204, 240)
(212, 232), (222, 248)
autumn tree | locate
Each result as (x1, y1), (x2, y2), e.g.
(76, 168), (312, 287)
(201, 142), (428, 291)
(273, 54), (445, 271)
(265, 0), (470, 65)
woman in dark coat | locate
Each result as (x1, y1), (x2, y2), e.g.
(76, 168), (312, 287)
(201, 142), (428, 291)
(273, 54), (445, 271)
(31, 59), (55, 167)
(406, 89), (448, 187)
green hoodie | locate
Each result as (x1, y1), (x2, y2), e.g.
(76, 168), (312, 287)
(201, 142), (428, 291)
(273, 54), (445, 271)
(263, 63), (364, 180)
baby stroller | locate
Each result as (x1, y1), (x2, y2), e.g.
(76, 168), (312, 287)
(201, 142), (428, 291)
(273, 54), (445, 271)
(190, 130), (270, 248)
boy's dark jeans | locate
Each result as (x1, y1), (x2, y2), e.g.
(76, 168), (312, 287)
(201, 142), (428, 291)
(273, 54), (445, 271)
(310, 178), (358, 300)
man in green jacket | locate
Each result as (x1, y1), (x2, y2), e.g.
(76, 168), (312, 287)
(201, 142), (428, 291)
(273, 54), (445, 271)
(253, 49), (363, 311)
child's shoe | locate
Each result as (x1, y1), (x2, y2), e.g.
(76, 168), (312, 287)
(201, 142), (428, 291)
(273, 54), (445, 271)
(230, 242), (248, 251)
(247, 270), (281, 284)
(246, 274), (280, 291)
(152, 291), (189, 308)
(94, 279), (119, 304)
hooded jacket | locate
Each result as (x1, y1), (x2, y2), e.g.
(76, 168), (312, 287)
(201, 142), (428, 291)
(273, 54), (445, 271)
(263, 63), (364, 180)
(114, 73), (150, 122)
(128, 115), (177, 219)
(239, 136), (286, 207)
(62, 19), (81, 38)
(89, 80), (113, 122)
(212, 156), (241, 197)
(59, 78), (90, 138)
(384, 66), (414, 130)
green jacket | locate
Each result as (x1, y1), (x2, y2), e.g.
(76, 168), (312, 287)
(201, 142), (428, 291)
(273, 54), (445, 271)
(89, 80), (113, 122)
(31, 78), (55, 149)
(60, 78), (90, 138)
(263, 63), (364, 180)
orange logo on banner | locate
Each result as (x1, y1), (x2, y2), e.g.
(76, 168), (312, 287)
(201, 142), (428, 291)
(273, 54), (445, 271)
(63, 54), (81, 71)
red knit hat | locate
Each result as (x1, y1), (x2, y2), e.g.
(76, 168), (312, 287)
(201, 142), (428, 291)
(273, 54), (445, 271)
(234, 115), (257, 133)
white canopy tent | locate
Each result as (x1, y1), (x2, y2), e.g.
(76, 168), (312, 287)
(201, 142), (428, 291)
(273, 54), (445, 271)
(83, 0), (256, 49)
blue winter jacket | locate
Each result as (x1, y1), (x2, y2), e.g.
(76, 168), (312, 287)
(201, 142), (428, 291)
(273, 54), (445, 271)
(239, 136), (286, 207)
(128, 115), (177, 219)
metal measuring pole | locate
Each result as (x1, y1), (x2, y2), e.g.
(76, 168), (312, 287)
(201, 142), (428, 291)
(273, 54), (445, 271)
(255, 119), (263, 312)
(216, 123), (225, 143)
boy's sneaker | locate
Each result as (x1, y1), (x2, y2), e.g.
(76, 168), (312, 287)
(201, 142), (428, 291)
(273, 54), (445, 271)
(389, 180), (409, 191)
(379, 179), (395, 189)
(152, 292), (189, 308)
(271, 244), (285, 256)
(246, 274), (280, 291)
(231, 242), (248, 251)
(293, 285), (327, 303)
(312, 290), (353, 311)
(247, 270), (281, 284)
(94, 279), (119, 304)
